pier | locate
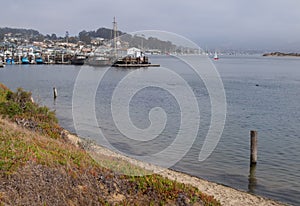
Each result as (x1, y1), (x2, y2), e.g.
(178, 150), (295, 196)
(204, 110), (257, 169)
(111, 50), (160, 68)
(112, 63), (160, 67)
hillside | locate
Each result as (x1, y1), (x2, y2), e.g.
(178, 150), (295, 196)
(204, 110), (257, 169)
(0, 26), (176, 52)
(0, 83), (220, 206)
(0, 27), (40, 39)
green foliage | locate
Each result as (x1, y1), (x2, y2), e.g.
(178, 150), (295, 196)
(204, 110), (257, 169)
(0, 130), (29, 174)
(0, 83), (9, 102)
(0, 84), (62, 139)
(6, 88), (32, 106)
(127, 174), (221, 206)
(0, 102), (22, 118)
(0, 119), (99, 175)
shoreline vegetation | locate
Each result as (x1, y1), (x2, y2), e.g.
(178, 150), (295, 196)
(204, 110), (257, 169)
(263, 52), (300, 57)
(0, 83), (286, 206)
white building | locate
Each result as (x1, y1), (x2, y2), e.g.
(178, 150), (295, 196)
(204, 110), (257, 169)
(127, 47), (143, 58)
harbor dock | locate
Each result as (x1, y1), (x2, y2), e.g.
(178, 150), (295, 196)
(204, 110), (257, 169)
(112, 63), (160, 67)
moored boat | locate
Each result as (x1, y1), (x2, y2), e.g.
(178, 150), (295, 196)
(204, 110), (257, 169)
(21, 57), (30, 64)
(35, 57), (44, 64)
(85, 46), (117, 66)
(5, 57), (15, 64)
(85, 55), (115, 66)
(71, 54), (86, 65)
(213, 52), (219, 60)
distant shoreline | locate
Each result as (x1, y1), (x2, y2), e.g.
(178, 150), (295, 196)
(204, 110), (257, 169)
(263, 52), (300, 57)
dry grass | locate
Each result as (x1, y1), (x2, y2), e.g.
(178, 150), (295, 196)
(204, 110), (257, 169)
(0, 118), (97, 175)
(0, 118), (220, 206)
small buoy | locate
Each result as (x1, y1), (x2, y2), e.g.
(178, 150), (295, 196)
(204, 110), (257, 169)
(53, 87), (57, 99)
(255, 84), (259, 87)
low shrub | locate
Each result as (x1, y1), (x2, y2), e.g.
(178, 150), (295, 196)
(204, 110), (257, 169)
(0, 84), (62, 139)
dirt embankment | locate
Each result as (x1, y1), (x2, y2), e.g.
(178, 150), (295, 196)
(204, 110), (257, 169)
(0, 118), (220, 206)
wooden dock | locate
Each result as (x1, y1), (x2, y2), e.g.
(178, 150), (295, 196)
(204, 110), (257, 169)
(112, 63), (160, 68)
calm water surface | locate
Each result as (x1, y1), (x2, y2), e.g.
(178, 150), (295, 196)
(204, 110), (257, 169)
(0, 55), (299, 205)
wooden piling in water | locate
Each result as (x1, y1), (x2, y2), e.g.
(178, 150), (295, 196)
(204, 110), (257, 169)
(248, 163), (257, 193)
(250, 130), (258, 165)
(53, 87), (57, 99)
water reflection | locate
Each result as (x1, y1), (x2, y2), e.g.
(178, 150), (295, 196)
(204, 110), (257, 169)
(248, 164), (257, 193)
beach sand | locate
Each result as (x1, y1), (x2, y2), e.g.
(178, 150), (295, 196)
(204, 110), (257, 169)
(65, 130), (287, 206)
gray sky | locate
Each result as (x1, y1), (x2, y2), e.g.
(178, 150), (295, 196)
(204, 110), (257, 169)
(2, 0), (300, 50)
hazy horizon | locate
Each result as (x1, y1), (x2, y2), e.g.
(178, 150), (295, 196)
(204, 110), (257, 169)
(2, 0), (300, 51)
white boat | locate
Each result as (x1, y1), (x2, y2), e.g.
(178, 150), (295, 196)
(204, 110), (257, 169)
(85, 46), (117, 66)
(213, 52), (219, 60)
(86, 55), (114, 66)
(86, 17), (119, 67)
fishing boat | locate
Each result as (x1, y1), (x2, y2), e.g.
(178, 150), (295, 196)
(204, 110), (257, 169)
(86, 17), (119, 67)
(21, 57), (30, 64)
(71, 54), (86, 65)
(86, 55), (114, 66)
(85, 46), (116, 66)
(35, 57), (44, 64)
(5, 57), (15, 64)
(213, 52), (219, 60)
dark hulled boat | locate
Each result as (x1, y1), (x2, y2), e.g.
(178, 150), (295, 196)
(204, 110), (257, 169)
(71, 54), (86, 65)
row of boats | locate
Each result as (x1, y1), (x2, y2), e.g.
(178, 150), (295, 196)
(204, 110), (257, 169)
(1, 53), (63, 65)
(5, 56), (43, 64)
(1, 47), (159, 67)
(1, 51), (219, 68)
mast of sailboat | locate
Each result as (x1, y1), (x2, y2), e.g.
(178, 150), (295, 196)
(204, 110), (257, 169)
(113, 16), (118, 57)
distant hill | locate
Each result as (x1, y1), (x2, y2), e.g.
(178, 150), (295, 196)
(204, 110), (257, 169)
(0, 27), (123, 42)
(78, 27), (125, 44)
(79, 27), (125, 40)
(0, 27), (40, 39)
(78, 28), (176, 51)
(0, 26), (176, 52)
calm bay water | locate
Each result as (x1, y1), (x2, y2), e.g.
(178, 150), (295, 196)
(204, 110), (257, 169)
(0, 55), (299, 205)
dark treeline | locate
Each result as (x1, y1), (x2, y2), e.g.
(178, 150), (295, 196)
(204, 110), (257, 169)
(0, 27), (125, 43)
(0, 27), (41, 40)
(78, 27), (125, 43)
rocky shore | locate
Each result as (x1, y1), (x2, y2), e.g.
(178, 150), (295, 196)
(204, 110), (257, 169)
(263, 52), (300, 57)
(67, 131), (288, 206)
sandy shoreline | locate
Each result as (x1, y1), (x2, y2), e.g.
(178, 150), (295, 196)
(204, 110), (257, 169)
(65, 130), (288, 206)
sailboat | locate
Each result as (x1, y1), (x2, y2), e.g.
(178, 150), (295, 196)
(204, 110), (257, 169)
(213, 52), (219, 60)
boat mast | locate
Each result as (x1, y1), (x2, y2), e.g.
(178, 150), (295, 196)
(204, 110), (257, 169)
(113, 17), (118, 57)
